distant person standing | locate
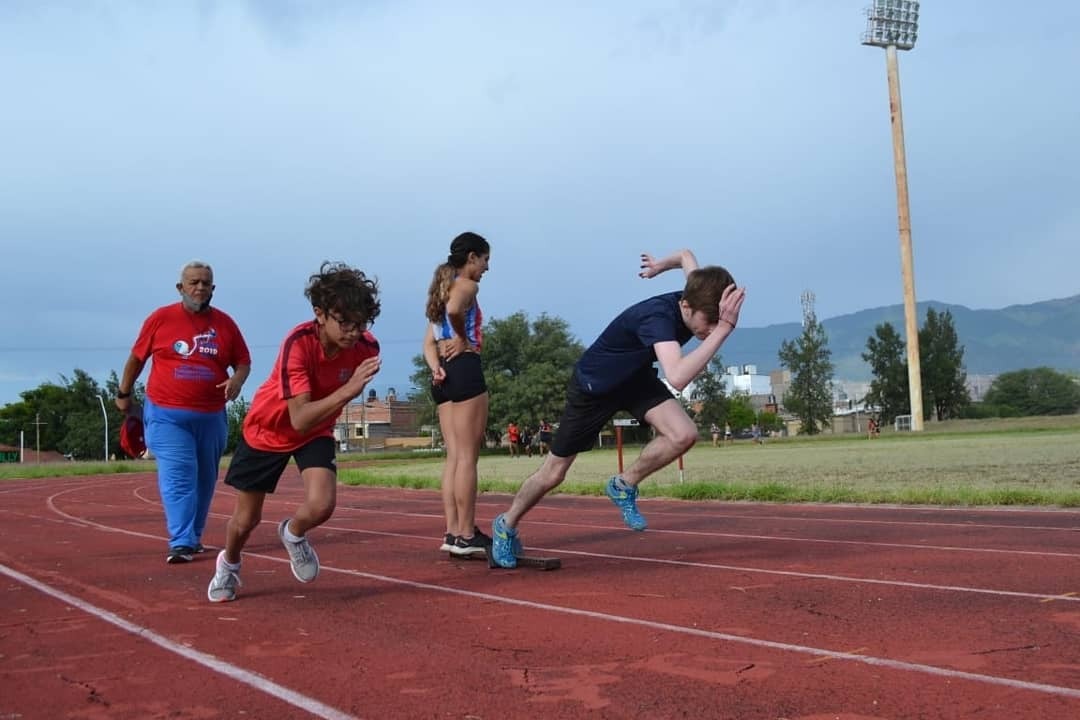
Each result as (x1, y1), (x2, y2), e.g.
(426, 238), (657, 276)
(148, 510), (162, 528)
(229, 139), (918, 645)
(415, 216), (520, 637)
(724, 422), (733, 446)
(116, 260), (251, 564)
(538, 419), (553, 455)
(423, 231), (493, 558)
(207, 261), (381, 602)
(507, 421), (520, 458)
(710, 422), (721, 447)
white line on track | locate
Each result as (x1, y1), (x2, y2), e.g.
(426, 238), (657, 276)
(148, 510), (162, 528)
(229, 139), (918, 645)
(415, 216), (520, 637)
(0, 564), (358, 720)
(32, 483), (1080, 701)
(67, 485), (1080, 603)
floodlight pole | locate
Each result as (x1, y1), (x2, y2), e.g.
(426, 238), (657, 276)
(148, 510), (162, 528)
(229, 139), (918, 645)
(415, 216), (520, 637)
(864, 2), (924, 431)
(96, 394), (109, 462)
(884, 44), (924, 431)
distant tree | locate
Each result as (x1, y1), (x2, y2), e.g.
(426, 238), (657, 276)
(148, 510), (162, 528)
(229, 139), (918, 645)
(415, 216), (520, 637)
(757, 410), (783, 434)
(226, 396), (250, 453)
(688, 356), (728, 431)
(725, 393), (756, 430)
(0, 369), (150, 458)
(410, 311), (584, 442)
(778, 314), (835, 435)
(983, 368), (1080, 416)
(919, 308), (970, 421)
(862, 321), (909, 424)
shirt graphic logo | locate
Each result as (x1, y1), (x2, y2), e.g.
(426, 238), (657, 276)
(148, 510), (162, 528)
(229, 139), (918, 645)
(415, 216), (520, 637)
(174, 329), (219, 358)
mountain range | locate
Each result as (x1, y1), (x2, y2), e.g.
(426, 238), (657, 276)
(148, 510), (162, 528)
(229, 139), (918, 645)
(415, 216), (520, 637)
(721, 294), (1080, 381)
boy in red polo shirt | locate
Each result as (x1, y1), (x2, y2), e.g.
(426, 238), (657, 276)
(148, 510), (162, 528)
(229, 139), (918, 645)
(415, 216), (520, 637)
(207, 262), (381, 603)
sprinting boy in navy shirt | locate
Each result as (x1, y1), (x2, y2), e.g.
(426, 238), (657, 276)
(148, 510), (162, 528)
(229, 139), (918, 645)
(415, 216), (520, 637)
(490, 249), (745, 567)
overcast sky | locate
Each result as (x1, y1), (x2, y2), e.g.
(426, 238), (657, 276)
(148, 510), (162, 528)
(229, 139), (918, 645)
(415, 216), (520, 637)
(1, 0), (1077, 406)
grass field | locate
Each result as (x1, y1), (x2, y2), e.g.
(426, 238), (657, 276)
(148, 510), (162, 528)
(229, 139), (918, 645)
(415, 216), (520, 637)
(4, 416), (1079, 507)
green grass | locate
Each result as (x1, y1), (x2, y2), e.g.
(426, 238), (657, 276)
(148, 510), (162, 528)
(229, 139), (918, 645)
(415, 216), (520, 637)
(4, 416), (1080, 507)
(338, 417), (1080, 508)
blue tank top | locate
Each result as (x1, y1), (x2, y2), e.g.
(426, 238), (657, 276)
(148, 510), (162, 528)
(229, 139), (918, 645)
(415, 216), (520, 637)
(432, 297), (483, 350)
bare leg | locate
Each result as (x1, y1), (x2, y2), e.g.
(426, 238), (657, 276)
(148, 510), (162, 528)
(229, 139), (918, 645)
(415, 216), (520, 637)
(223, 490), (266, 565)
(446, 392), (488, 537)
(622, 399), (698, 487)
(437, 402), (457, 535)
(288, 466), (337, 536)
(503, 453), (576, 527)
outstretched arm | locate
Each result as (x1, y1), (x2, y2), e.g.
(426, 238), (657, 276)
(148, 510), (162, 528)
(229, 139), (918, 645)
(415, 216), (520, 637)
(639, 249), (699, 280)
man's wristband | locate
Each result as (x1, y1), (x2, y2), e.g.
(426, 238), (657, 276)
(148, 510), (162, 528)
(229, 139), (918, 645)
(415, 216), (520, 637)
(116, 389), (132, 399)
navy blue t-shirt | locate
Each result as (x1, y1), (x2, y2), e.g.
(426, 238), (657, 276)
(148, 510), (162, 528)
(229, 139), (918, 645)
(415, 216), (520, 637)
(573, 292), (693, 395)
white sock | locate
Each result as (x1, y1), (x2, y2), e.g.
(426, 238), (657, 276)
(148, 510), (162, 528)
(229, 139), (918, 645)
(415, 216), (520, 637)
(218, 552), (240, 571)
(282, 521), (303, 543)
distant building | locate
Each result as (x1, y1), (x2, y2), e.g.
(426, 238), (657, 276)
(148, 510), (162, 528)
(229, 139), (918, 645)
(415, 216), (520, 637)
(723, 364), (772, 396)
(332, 388), (428, 451)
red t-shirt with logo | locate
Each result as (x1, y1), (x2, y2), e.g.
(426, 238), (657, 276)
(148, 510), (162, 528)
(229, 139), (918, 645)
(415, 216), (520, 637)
(132, 304), (251, 413)
(242, 320), (381, 453)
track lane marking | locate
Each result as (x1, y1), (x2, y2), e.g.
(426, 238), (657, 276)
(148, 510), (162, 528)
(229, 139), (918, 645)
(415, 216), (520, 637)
(0, 564), (358, 720)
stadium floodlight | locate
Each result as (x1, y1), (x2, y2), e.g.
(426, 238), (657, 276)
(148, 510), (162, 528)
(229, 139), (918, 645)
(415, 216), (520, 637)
(862, 0), (924, 431)
(861, 0), (919, 50)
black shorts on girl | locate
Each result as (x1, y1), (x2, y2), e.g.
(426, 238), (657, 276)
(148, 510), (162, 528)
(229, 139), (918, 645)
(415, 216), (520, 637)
(224, 435), (337, 493)
(549, 366), (675, 457)
(430, 352), (487, 405)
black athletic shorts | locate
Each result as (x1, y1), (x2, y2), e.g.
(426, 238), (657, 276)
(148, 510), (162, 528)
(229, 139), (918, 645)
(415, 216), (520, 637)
(549, 367), (676, 457)
(431, 352), (487, 405)
(224, 435), (336, 493)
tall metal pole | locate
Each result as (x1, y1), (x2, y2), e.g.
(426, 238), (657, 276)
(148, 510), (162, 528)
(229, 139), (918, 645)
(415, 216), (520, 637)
(96, 394), (109, 461)
(884, 44), (924, 431)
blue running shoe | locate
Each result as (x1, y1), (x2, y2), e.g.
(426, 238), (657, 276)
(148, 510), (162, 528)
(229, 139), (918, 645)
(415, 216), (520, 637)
(605, 475), (647, 531)
(490, 513), (520, 568)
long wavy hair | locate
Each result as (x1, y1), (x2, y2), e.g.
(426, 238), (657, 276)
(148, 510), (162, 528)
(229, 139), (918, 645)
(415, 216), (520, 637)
(424, 231), (489, 323)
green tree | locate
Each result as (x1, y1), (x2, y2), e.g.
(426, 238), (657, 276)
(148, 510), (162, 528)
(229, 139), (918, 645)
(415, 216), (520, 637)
(0, 369), (147, 458)
(778, 314), (835, 435)
(983, 367), (1080, 416)
(919, 308), (970, 421)
(862, 321), (909, 424)
(688, 356), (728, 431)
(226, 396), (250, 453)
(725, 393), (756, 430)
(409, 311), (584, 442)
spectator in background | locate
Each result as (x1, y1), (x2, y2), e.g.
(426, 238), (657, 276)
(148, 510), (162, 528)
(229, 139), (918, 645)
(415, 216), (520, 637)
(507, 421), (520, 458)
(538, 419), (553, 455)
(710, 422), (721, 447)
(116, 260), (251, 565)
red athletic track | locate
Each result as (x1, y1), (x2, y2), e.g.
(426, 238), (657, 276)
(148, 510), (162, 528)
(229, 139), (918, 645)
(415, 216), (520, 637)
(2, 470), (1079, 720)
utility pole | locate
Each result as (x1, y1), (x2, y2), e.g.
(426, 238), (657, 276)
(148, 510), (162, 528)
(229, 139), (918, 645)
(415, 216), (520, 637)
(33, 413), (45, 463)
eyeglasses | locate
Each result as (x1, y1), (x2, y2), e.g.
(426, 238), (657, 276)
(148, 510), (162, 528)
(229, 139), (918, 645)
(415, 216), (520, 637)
(328, 312), (364, 334)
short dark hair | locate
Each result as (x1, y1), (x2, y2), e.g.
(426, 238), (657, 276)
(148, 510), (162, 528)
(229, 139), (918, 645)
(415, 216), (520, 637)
(682, 266), (736, 324)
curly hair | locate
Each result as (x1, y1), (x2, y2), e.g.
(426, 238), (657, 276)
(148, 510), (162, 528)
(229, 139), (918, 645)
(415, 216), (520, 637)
(424, 231), (489, 323)
(305, 261), (381, 326)
(682, 265), (736, 325)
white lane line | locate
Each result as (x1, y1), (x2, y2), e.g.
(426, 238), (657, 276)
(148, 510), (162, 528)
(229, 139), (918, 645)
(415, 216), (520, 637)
(255, 553), (1080, 701)
(34, 487), (1080, 699)
(53, 487), (1080, 604)
(328, 504), (1080, 559)
(0, 564), (358, 720)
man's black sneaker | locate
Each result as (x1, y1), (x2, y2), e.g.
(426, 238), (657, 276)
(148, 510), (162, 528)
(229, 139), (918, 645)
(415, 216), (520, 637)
(194, 543), (206, 553)
(439, 533), (455, 552)
(166, 546), (195, 564)
(449, 534), (489, 557)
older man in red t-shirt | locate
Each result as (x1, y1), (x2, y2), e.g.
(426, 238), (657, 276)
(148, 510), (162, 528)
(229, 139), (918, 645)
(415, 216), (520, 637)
(116, 261), (251, 564)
